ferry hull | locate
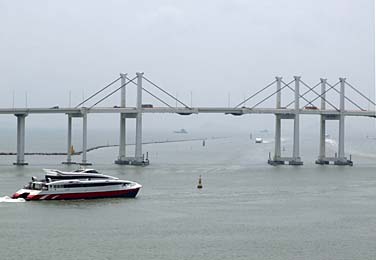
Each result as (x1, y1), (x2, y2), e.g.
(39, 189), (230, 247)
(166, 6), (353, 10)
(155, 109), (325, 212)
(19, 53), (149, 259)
(13, 187), (140, 201)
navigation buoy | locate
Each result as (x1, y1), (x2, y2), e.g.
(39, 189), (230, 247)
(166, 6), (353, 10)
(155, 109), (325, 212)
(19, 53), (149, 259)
(197, 175), (203, 189)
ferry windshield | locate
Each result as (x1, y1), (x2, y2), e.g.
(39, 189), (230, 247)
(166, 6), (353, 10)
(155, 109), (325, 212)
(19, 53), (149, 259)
(30, 183), (47, 190)
(85, 170), (98, 173)
(23, 182), (32, 189)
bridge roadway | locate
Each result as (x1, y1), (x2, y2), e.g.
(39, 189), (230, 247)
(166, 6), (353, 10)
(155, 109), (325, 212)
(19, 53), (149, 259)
(1, 107), (375, 117)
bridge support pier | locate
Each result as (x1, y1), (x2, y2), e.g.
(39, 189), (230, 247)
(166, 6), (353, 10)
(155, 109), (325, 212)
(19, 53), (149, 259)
(134, 72), (147, 165)
(80, 110), (92, 166)
(62, 115), (76, 165)
(268, 77), (284, 165)
(315, 115), (329, 164)
(334, 78), (352, 166)
(315, 78), (352, 166)
(290, 77), (303, 165)
(268, 76), (303, 166)
(115, 73), (129, 165)
(316, 79), (330, 165)
(13, 114), (28, 165)
(115, 72), (149, 166)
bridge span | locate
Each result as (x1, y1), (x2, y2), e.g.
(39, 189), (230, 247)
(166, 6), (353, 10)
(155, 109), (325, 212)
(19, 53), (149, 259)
(8, 73), (376, 166)
(2, 107), (376, 117)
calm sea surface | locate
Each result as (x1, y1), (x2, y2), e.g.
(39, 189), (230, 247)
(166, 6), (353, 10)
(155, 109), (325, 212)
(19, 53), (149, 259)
(0, 130), (376, 260)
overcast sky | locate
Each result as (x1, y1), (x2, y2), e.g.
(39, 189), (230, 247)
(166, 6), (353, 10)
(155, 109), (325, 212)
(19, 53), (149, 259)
(0, 0), (374, 135)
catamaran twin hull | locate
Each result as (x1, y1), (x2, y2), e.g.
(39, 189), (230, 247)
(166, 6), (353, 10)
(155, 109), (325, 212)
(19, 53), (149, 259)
(12, 179), (142, 201)
(13, 187), (141, 200)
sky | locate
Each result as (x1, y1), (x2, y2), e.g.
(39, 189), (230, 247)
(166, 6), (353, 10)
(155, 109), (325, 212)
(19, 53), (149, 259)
(0, 0), (374, 136)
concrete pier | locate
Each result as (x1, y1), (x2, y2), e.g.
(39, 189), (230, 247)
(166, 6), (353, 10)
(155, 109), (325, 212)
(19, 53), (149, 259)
(13, 114), (28, 165)
(80, 109), (92, 165)
(115, 73), (128, 165)
(269, 76), (303, 166)
(289, 76), (303, 165)
(334, 78), (352, 166)
(135, 72), (143, 163)
(115, 72), (149, 166)
(62, 115), (76, 164)
(314, 78), (353, 166)
(316, 79), (330, 165)
(268, 77), (284, 165)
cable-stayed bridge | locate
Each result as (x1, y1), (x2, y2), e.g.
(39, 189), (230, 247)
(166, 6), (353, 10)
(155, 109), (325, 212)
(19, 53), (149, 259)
(8, 73), (376, 166)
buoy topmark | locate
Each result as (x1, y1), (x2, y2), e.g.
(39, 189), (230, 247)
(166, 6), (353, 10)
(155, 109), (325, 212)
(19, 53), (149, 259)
(197, 175), (203, 189)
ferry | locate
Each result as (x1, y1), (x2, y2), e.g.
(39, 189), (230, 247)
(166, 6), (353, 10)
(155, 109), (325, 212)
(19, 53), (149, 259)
(255, 137), (263, 143)
(12, 169), (142, 201)
(173, 128), (188, 134)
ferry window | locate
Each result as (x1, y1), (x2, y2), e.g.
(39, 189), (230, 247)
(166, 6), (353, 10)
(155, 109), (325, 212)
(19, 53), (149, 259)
(86, 170), (98, 173)
(33, 183), (42, 190)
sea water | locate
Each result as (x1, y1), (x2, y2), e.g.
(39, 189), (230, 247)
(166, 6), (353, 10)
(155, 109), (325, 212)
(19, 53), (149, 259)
(0, 130), (376, 260)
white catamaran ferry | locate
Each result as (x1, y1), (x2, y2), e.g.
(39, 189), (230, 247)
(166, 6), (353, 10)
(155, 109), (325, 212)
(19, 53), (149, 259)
(12, 169), (142, 201)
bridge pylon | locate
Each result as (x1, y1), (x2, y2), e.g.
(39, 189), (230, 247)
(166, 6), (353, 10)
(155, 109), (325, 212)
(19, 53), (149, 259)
(114, 72), (149, 166)
(315, 78), (353, 166)
(268, 76), (303, 166)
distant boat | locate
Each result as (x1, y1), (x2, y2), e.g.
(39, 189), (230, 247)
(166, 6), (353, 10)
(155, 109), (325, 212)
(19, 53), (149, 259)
(255, 137), (263, 143)
(174, 129), (188, 134)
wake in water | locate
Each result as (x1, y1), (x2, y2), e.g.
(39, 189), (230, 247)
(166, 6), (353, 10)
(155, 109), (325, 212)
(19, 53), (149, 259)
(0, 196), (25, 202)
(262, 137), (287, 144)
(325, 138), (376, 159)
(325, 138), (337, 147)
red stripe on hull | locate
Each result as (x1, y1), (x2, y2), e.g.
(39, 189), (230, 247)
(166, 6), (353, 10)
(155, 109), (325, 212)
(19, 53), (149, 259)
(26, 188), (140, 201)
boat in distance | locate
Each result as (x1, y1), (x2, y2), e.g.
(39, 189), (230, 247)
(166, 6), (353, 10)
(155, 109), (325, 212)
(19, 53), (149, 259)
(173, 128), (188, 134)
(12, 169), (142, 201)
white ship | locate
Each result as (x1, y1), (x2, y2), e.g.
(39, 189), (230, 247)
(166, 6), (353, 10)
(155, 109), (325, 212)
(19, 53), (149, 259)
(12, 169), (142, 201)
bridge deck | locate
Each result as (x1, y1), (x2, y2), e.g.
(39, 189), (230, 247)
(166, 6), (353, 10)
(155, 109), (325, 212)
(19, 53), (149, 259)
(0, 107), (374, 117)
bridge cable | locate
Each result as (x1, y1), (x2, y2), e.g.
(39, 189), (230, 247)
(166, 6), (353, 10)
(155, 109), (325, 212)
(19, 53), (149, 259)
(250, 79), (294, 109)
(234, 79), (277, 108)
(75, 76), (121, 108)
(89, 76), (137, 109)
(285, 82), (321, 108)
(345, 81), (376, 106)
(142, 76), (190, 108)
(329, 85), (364, 111)
(281, 80), (315, 107)
(298, 80), (340, 111)
(125, 77), (173, 108)
(306, 81), (340, 111)
(310, 81), (364, 111)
